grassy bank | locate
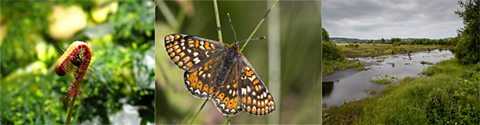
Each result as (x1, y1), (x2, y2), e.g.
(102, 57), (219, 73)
(323, 59), (480, 124)
(337, 43), (453, 58)
(322, 59), (364, 76)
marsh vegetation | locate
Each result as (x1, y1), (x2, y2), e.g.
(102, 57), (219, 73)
(322, 0), (480, 124)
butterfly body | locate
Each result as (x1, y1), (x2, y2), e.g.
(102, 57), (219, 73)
(164, 34), (275, 116)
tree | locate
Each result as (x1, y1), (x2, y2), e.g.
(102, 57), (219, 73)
(322, 28), (330, 42)
(321, 28), (344, 61)
(455, 0), (480, 64)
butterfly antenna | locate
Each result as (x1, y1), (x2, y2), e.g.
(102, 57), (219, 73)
(240, 0), (279, 52)
(239, 36), (267, 43)
(227, 13), (238, 43)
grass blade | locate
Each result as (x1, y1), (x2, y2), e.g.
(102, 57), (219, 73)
(241, 0), (279, 52)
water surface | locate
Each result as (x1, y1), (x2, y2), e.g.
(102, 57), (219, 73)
(322, 49), (453, 106)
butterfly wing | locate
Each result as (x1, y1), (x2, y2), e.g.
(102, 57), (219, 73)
(184, 58), (222, 99)
(238, 55), (276, 115)
(167, 34), (275, 116)
(211, 60), (242, 116)
(164, 34), (225, 71)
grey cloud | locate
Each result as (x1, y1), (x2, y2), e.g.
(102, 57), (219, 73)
(323, 0), (463, 39)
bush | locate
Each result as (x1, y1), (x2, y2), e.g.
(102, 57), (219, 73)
(322, 41), (345, 61)
(392, 42), (401, 46)
(455, 35), (480, 64)
(425, 72), (480, 124)
(454, 0), (480, 64)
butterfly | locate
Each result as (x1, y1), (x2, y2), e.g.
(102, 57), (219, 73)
(164, 33), (275, 116)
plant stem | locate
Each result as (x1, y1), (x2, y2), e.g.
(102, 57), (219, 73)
(66, 94), (77, 125)
(156, 0), (178, 30)
(213, 0), (224, 43)
(267, 0), (281, 123)
(241, 0), (279, 52)
(190, 98), (209, 124)
(225, 116), (231, 125)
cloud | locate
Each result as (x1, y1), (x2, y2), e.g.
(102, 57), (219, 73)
(323, 0), (464, 39)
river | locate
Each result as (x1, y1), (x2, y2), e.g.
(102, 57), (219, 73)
(322, 49), (454, 106)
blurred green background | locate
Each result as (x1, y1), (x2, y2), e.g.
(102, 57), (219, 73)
(155, 0), (322, 124)
(0, 0), (155, 124)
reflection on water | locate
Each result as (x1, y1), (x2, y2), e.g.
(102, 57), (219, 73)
(322, 49), (453, 106)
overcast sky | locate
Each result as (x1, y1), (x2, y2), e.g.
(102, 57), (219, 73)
(323, 0), (464, 39)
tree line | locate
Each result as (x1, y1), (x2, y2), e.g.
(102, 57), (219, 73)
(334, 37), (459, 46)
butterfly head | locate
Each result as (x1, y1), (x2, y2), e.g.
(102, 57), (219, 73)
(230, 41), (241, 51)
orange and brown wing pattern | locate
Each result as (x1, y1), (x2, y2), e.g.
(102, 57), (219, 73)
(211, 61), (242, 116)
(164, 34), (224, 71)
(184, 60), (221, 99)
(166, 33), (276, 116)
(238, 56), (276, 115)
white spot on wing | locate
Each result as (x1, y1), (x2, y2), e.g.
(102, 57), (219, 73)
(193, 58), (200, 64)
(220, 104), (225, 109)
(244, 66), (250, 71)
(248, 75), (256, 81)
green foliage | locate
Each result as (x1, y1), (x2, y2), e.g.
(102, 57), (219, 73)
(108, 0), (154, 46)
(454, 0), (480, 64)
(391, 38), (402, 46)
(425, 70), (480, 124)
(322, 28), (330, 42)
(321, 28), (364, 75)
(455, 35), (480, 64)
(345, 43), (359, 48)
(322, 28), (346, 62)
(383, 48), (394, 55)
(322, 42), (345, 61)
(0, 1), (50, 77)
(339, 44), (451, 58)
(335, 37), (459, 46)
(420, 61), (434, 65)
(322, 60), (364, 75)
(324, 60), (480, 124)
(392, 41), (401, 46)
(1, 1), (154, 124)
(370, 75), (396, 85)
